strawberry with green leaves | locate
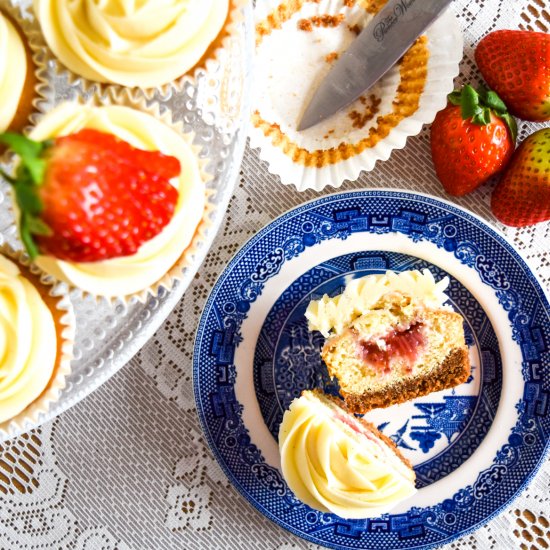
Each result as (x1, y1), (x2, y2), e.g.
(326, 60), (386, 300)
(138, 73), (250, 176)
(491, 128), (550, 227)
(430, 85), (517, 196)
(0, 129), (180, 263)
(475, 30), (550, 122)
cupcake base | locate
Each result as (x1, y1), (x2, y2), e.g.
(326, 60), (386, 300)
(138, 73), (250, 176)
(0, 247), (74, 438)
(0, 7), (38, 139)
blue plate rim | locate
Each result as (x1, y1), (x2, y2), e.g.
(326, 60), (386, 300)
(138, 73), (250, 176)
(193, 189), (550, 550)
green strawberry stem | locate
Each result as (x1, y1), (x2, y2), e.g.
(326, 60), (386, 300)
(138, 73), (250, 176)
(0, 132), (52, 260)
(448, 85), (518, 142)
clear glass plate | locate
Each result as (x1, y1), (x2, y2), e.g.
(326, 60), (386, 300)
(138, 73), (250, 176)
(0, 1), (254, 441)
(194, 190), (550, 549)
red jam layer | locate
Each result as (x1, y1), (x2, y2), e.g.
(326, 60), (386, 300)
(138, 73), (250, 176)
(333, 411), (378, 444)
(357, 323), (425, 375)
(334, 411), (363, 435)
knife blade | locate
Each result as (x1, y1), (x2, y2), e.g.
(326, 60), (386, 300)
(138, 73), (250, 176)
(297, 0), (454, 131)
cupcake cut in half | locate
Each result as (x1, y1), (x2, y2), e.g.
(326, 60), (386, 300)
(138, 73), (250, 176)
(0, 248), (74, 434)
(0, 102), (206, 301)
(33, 0), (232, 88)
(279, 389), (416, 519)
(306, 270), (471, 414)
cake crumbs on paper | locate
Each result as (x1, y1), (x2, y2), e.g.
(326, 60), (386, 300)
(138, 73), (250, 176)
(323, 129), (336, 139)
(298, 14), (345, 31)
(348, 95), (382, 129)
(312, 14), (345, 28)
(297, 19), (313, 31)
(348, 24), (362, 35)
(325, 52), (339, 63)
(367, 0), (388, 14)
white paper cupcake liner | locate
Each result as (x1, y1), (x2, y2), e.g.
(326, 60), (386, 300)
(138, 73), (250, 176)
(24, 0), (248, 106)
(0, 244), (75, 439)
(1, 88), (213, 305)
(249, 0), (463, 191)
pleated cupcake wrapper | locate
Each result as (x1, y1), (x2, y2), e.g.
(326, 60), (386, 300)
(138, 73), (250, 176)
(2, 88), (213, 305)
(24, 0), (249, 107)
(249, 0), (463, 192)
(0, 244), (75, 439)
(0, 1), (51, 144)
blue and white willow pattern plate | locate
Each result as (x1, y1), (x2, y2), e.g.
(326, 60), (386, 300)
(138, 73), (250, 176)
(193, 190), (550, 549)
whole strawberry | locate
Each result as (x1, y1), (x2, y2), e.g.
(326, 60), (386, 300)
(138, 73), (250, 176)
(0, 129), (180, 262)
(430, 85), (517, 196)
(491, 128), (550, 227)
(475, 30), (550, 122)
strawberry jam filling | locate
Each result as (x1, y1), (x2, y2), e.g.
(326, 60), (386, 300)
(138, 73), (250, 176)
(357, 323), (425, 375)
(333, 411), (380, 445)
(334, 412), (363, 435)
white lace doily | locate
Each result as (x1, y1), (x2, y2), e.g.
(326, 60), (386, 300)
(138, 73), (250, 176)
(1, 0), (549, 548)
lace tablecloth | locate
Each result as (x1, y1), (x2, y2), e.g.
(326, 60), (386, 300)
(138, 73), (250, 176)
(1, 0), (549, 548)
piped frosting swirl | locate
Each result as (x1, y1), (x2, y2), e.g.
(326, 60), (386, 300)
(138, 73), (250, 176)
(306, 269), (450, 337)
(34, 0), (229, 87)
(279, 391), (416, 518)
(0, 256), (57, 423)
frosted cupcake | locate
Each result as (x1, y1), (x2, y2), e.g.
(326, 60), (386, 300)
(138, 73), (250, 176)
(1, 102), (206, 301)
(279, 390), (416, 518)
(0, 9), (37, 137)
(0, 249), (74, 435)
(33, 0), (232, 88)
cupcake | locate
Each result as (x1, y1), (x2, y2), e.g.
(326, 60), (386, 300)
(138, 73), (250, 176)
(0, 248), (74, 435)
(1, 101), (207, 301)
(33, 0), (235, 88)
(0, 9), (37, 137)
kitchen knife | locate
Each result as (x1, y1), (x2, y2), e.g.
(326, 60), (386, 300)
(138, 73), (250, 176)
(297, 0), (454, 131)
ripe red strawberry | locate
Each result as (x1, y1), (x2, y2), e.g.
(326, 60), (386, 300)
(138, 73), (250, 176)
(0, 129), (180, 262)
(430, 85), (517, 196)
(491, 128), (550, 227)
(475, 30), (550, 122)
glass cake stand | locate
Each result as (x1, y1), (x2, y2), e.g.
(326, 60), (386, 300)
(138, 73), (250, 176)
(0, 1), (254, 441)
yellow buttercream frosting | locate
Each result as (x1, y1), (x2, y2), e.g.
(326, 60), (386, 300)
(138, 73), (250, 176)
(0, 12), (27, 132)
(0, 256), (57, 423)
(29, 102), (205, 298)
(306, 269), (450, 337)
(34, 0), (229, 88)
(279, 391), (416, 519)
